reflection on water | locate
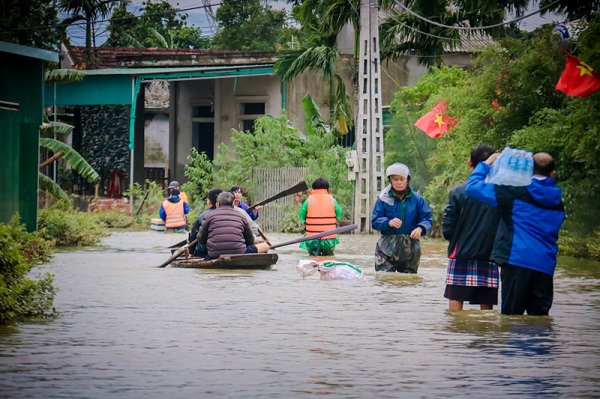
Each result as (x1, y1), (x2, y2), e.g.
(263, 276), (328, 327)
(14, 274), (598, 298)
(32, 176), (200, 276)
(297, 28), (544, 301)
(0, 232), (598, 398)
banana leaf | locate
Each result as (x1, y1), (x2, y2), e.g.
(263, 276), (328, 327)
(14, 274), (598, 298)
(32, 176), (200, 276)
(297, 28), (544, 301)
(39, 138), (100, 183)
(301, 93), (329, 137)
(38, 173), (71, 205)
(41, 114), (74, 137)
(45, 69), (86, 83)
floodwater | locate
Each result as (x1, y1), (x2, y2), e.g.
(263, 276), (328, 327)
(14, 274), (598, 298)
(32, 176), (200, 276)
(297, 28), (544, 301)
(0, 230), (599, 399)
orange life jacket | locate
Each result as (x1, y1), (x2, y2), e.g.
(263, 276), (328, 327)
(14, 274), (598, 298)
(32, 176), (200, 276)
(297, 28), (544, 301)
(179, 191), (189, 204)
(305, 189), (337, 239)
(162, 199), (186, 228)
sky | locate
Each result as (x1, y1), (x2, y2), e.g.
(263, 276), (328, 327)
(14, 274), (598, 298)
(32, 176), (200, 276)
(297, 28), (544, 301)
(67, 0), (564, 47)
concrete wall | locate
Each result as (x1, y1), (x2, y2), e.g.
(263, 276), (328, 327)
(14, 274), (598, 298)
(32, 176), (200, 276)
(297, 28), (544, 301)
(144, 111), (169, 169)
(171, 74), (282, 183)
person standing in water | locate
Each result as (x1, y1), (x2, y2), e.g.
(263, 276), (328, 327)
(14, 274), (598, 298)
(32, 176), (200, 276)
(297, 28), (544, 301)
(298, 178), (343, 256)
(371, 163), (432, 273)
(443, 145), (500, 310)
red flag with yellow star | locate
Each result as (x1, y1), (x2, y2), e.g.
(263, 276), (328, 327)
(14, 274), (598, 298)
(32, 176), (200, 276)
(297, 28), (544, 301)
(555, 53), (600, 97)
(414, 101), (458, 138)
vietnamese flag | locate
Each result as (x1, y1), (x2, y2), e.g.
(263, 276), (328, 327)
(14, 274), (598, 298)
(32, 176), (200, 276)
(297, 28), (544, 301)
(555, 53), (600, 97)
(414, 101), (458, 138)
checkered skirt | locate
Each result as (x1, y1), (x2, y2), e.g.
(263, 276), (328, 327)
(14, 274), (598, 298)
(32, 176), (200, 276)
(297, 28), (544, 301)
(445, 259), (499, 288)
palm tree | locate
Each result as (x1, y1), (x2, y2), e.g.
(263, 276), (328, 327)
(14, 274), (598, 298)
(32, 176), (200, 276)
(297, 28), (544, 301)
(59, 0), (118, 66)
(274, 0), (362, 136)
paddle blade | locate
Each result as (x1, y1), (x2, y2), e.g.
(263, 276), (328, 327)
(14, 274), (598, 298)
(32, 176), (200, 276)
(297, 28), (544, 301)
(246, 181), (308, 212)
(158, 239), (197, 268)
(269, 224), (358, 249)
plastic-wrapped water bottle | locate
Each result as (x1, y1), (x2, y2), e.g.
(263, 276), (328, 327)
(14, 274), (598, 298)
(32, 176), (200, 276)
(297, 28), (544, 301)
(488, 147), (533, 186)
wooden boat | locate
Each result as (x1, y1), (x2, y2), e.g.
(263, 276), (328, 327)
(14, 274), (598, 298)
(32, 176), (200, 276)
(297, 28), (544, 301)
(171, 253), (279, 270)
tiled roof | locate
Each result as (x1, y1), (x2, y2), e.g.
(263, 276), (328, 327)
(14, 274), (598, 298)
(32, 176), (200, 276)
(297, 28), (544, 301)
(379, 9), (497, 53)
(63, 43), (277, 70)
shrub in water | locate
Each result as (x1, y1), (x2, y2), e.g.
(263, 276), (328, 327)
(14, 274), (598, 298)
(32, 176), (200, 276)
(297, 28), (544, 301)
(0, 222), (57, 324)
(38, 206), (107, 246)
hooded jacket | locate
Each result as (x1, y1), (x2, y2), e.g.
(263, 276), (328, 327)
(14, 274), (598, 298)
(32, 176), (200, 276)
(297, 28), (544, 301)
(371, 185), (432, 236)
(465, 162), (565, 275)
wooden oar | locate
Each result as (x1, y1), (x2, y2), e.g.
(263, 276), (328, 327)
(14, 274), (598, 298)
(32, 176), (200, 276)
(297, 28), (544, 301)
(246, 181), (308, 213)
(270, 224), (358, 249)
(257, 228), (271, 246)
(158, 224), (358, 268)
(159, 239), (198, 268)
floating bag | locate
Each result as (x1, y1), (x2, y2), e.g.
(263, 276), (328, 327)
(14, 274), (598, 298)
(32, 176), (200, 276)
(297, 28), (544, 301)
(297, 260), (365, 280)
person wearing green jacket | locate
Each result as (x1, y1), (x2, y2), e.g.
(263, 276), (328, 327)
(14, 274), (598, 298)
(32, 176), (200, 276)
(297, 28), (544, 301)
(298, 178), (343, 256)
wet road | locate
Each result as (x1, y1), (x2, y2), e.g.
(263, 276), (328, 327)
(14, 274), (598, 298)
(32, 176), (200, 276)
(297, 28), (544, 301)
(0, 231), (599, 398)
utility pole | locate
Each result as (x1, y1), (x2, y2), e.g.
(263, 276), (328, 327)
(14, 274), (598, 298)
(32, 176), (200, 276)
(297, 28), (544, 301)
(347, 0), (385, 233)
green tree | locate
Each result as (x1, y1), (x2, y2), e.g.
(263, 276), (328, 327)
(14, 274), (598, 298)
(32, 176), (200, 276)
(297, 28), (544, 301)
(389, 19), (600, 253)
(106, 0), (209, 49)
(59, 0), (118, 64)
(211, 0), (287, 51)
(0, 0), (62, 51)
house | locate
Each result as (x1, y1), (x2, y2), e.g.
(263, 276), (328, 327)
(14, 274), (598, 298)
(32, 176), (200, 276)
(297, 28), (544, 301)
(1, 41), (59, 231)
(51, 35), (489, 198)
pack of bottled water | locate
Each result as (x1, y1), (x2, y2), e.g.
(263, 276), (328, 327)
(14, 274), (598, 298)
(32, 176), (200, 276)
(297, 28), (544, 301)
(486, 146), (533, 186)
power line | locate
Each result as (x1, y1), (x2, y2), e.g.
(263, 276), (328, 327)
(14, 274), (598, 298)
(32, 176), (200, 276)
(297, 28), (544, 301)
(393, 0), (561, 31)
(0, 0), (237, 34)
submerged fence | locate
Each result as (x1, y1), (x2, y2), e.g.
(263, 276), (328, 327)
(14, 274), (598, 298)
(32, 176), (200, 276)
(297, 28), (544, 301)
(251, 167), (309, 232)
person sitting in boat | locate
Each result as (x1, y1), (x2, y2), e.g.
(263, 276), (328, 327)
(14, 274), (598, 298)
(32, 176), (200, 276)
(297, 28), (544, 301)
(197, 191), (270, 259)
(189, 188), (223, 257)
(159, 189), (189, 233)
(231, 185), (261, 220)
(298, 177), (343, 256)
(168, 180), (188, 204)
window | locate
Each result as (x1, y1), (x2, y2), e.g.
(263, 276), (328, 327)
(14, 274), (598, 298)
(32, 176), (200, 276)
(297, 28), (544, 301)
(239, 101), (266, 134)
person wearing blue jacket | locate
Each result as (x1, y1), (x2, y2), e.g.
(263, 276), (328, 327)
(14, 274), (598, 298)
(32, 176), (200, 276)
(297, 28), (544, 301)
(371, 163), (433, 273)
(465, 152), (565, 315)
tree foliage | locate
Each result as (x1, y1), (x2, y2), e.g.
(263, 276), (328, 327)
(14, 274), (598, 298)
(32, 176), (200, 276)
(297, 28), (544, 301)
(211, 0), (287, 51)
(106, 0), (209, 49)
(0, 0), (62, 51)
(388, 18), (600, 254)
(184, 109), (354, 220)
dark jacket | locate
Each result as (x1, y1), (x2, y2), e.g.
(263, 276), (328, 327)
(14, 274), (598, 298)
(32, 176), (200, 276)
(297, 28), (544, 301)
(465, 163), (565, 275)
(443, 182), (500, 260)
(371, 185), (433, 236)
(189, 207), (215, 256)
(197, 207), (254, 259)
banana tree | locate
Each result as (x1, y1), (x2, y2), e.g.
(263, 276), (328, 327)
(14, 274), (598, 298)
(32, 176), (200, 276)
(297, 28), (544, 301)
(39, 114), (99, 204)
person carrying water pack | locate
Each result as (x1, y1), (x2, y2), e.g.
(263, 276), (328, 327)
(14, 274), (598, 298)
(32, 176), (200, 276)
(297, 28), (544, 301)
(465, 152), (565, 315)
(197, 192), (269, 259)
(443, 145), (501, 310)
(298, 177), (343, 256)
(159, 188), (189, 233)
(371, 163), (432, 273)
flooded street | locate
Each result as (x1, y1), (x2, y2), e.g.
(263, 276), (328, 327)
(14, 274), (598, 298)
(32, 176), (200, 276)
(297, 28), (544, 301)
(1, 230), (599, 398)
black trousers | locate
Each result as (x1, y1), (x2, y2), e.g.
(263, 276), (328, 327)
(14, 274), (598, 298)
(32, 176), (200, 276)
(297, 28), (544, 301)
(500, 264), (553, 315)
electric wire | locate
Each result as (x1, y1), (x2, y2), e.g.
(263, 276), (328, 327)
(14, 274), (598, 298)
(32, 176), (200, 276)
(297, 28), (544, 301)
(392, 0), (561, 31)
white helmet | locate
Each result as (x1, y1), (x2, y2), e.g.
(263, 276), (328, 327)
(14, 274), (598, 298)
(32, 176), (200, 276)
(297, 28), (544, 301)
(386, 163), (409, 178)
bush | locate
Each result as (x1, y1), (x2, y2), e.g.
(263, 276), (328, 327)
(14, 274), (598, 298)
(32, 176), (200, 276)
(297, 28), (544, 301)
(0, 222), (57, 324)
(38, 206), (107, 246)
(279, 205), (304, 233)
(94, 211), (135, 229)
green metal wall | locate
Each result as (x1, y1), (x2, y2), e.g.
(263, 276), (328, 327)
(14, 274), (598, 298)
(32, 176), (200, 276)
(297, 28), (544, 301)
(0, 105), (20, 226)
(45, 75), (133, 106)
(0, 53), (45, 231)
